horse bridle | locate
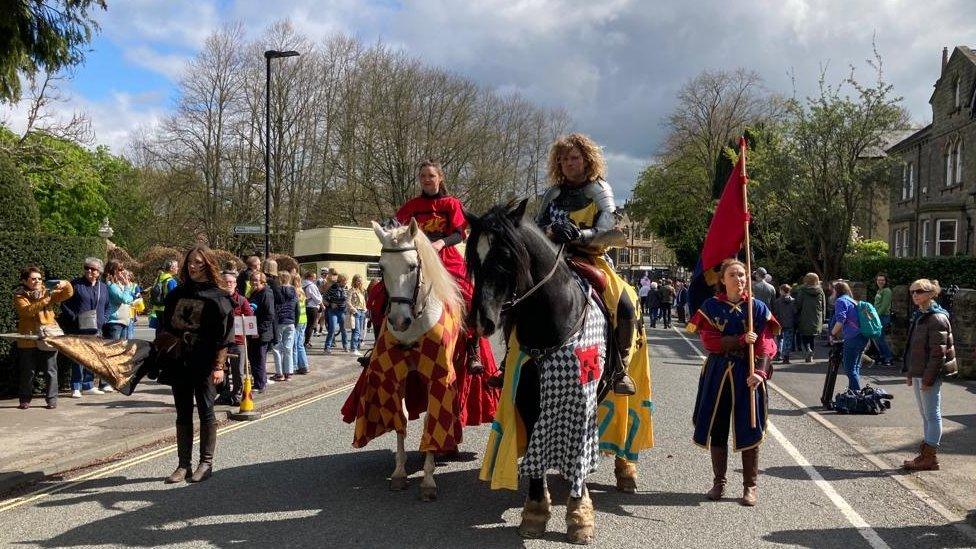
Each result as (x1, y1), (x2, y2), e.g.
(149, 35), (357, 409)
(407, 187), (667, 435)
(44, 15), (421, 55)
(381, 245), (430, 319)
(500, 244), (564, 313)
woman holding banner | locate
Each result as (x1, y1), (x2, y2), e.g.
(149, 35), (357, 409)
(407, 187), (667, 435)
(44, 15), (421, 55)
(687, 258), (779, 507)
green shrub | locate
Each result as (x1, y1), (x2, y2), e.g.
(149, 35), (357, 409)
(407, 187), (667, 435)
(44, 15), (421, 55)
(0, 231), (104, 394)
(845, 256), (976, 289)
(0, 153), (40, 232)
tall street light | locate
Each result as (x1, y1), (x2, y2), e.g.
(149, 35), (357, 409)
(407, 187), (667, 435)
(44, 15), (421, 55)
(264, 49), (300, 258)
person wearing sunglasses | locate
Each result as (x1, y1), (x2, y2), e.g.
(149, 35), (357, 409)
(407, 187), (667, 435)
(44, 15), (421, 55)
(60, 257), (112, 398)
(902, 279), (955, 471)
(13, 265), (73, 409)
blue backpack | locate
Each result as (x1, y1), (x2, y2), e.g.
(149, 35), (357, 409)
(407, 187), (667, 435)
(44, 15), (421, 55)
(856, 300), (883, 339)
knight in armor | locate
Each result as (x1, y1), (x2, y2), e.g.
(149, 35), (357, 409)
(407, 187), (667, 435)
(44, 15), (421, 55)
(536, 133), (638, 396)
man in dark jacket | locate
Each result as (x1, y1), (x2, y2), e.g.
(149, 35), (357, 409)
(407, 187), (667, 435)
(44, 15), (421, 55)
(659, 281), (676, 329)
(237, 255), (261, 296)
(675, 281), (689, 324)
(60, 257), (111, 397)
(246, 272), (278, 393)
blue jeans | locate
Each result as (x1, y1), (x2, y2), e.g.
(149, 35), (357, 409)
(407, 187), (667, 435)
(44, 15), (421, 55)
(71, 363), (94, 391)
(294, 323), (308, 370)
(842, 334), (867, 391)
(275, 323), (296, 375)
(777, 328), (795, 358)
(913, 377), (943, 446)
(871, 314), (893, 362)
(326, 307), (348, 350)
(350, 310), (367, 351)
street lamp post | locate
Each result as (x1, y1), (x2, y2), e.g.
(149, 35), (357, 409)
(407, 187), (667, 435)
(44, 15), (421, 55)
(264, 49), (300, 259)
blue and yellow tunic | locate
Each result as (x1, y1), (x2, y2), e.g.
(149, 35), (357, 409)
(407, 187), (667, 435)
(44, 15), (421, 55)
(687, 296), (780, 452)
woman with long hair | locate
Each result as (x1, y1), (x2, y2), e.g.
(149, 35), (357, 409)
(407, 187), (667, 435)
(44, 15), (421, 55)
(393, 160), (499, 427)
(103, 259), (134, 342)
(154, 246), (234, 484)
(687, 259), (779, 506)
(902, 279), (955, 471)
(829, 281), (864, 391)
(347, 274), (368, 356)
(292, 273), (309, 374)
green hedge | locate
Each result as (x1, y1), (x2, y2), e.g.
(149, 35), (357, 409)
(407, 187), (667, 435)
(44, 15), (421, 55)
(845, 256), (976, 289)
(0, 231), (105, 394)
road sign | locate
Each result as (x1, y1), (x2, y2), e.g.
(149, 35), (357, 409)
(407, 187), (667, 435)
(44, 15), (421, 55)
(233, 225), (264, 235)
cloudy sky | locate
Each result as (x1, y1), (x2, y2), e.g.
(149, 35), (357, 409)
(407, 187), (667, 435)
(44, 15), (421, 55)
(3, 0), (975, 200)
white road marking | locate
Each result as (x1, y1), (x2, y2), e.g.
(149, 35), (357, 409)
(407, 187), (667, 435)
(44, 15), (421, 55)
(671, 326), (891, 549)
(0, 383), (356, 513)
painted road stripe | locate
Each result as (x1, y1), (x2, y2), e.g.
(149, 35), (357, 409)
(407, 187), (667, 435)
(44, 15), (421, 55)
(0, 383), (356, 513)
(671, 326), (891, 549)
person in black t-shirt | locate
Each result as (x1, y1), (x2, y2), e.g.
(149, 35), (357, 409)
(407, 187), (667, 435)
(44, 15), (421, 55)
(155, 245), (234, 484)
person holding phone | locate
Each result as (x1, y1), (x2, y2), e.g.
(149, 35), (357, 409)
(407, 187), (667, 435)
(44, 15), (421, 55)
(13, 265), (73, 409)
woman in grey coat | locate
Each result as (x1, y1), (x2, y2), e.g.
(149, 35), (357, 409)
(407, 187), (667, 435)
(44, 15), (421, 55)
(792, 272), (825, 363)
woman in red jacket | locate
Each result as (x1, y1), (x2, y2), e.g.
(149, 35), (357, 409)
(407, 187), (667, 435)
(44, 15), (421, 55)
(393, 160), (498, 426)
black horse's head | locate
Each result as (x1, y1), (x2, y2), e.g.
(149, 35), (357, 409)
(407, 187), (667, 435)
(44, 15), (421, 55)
(464, 198), (537, 337)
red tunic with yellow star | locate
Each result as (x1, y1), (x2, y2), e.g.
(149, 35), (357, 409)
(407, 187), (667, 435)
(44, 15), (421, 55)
(394, 193), (499, 426)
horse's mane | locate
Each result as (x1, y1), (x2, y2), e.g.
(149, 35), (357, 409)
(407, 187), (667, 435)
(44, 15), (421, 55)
(466, 205), (554, 291)
(387, 224), (465, 318)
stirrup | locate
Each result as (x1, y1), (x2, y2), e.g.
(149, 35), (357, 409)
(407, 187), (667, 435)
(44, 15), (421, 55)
(613, 374), (636, 396)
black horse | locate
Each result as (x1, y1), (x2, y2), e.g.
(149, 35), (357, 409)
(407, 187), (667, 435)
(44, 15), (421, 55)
(465, 198), (608, 545)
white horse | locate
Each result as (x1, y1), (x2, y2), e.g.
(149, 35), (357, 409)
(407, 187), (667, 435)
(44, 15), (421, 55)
(354, 219), (465, 501)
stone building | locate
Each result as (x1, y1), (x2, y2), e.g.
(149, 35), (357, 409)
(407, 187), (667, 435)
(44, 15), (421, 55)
(887, 46), (976, 258)
(606, 209), (679, 282)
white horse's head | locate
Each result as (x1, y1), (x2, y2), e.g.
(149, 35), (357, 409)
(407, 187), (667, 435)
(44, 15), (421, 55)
(372, 219), (463, 333)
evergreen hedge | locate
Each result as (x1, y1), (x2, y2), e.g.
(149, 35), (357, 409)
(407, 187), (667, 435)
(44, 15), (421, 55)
(0, 231), (105, 394)
(845, 256), (976, 289)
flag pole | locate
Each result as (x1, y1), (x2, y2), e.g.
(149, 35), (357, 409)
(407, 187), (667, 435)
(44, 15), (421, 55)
(740, 138), (757, 429)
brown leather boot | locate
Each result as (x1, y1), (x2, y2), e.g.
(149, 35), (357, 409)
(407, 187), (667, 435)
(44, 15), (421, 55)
(740, 448), (759, 506)
(903, 443), (940, 471)
(189, 422), (217, 482)
(165, 423), (193, 484)
(706, 446), (728, 501)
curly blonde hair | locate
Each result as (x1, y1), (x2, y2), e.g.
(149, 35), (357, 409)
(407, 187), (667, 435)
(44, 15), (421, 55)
(546, 133), (607, 185)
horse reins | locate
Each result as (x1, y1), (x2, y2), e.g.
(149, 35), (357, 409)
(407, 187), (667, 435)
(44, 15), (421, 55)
(501, 244), (564, 313)
(381, 245), (431, 319)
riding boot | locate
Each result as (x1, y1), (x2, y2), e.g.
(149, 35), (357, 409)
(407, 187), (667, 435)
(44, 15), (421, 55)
(903, 443), (940, 471)
(740, 448), (759, 506)
(165, 423), (193, 484)
(189, 422), (217, 483)
(706, 446), (728, 501)
(467, 338), (484, 375)
(611, 319), (637, 396)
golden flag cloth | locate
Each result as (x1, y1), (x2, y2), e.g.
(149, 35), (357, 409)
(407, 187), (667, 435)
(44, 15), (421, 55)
(43, 336), (153, 391)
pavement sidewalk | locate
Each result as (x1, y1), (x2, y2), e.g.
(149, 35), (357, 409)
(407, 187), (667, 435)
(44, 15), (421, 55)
(0, 344), (365, 495)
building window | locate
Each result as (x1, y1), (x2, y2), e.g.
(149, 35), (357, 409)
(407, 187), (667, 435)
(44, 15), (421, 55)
(618, 247), (630, 264)
(921, 220), (931, 257)
(936, 219), (958, 256)
(955, 140), (963, 184)
(945, 144), (954, 186)
(954, 77), (962, 108)
(901, 162), (914, 200)
(893, 228), (909, 258)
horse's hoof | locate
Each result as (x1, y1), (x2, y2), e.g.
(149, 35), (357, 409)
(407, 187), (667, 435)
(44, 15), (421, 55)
(518, 496), (551, 539)
(566, 493), (595, 545)
(616, 476), (637, 494)
(390, 476), (408, 491)
(419, 486), (437, 501)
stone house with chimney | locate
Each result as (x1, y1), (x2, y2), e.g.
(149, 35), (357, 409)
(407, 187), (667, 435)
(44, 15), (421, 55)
(887, 46), (976, 258)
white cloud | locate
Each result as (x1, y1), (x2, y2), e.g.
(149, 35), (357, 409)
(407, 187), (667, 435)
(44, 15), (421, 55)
(39, 0), (976, 200)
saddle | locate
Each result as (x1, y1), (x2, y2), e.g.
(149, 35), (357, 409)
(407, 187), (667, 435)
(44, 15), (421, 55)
(567, 256), (607, 295)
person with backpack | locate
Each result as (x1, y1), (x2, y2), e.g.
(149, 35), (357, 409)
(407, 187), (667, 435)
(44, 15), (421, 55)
(901, 278), (955, 471)
(829, 281), (867, 391)
(149, 259), (179, 331)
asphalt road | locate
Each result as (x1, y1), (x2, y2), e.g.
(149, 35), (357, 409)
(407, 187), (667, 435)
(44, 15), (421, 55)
(1, 324), (973, 548)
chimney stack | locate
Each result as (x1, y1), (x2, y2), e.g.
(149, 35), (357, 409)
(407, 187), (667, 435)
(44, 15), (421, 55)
(942, 47), (949, 71)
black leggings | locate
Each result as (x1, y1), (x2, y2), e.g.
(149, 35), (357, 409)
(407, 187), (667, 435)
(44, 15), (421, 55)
(172, 376), (216, 426)
(709, 380), (733, 448)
